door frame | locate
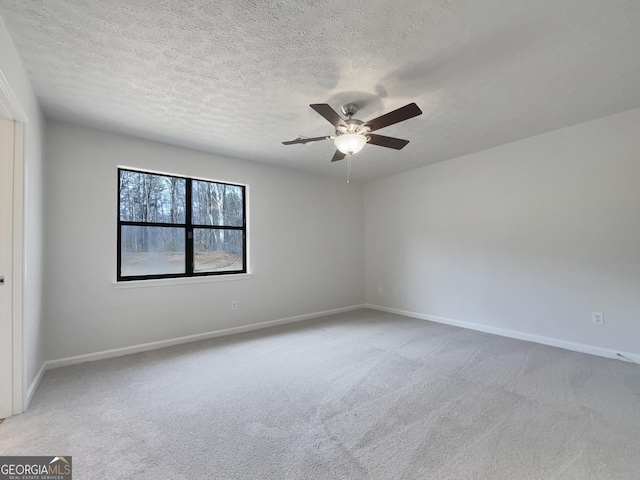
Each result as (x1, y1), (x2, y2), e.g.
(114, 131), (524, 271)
(0, 69), (27, 417)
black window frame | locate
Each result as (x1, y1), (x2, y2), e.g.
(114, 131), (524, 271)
(117, 167), (247, 281)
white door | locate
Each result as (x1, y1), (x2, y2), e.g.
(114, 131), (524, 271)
(0, 118), (14, 418)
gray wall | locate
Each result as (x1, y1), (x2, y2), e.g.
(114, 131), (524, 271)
(40, 107), (640, 363)
(43, 120), (365, 360)
(0, 17), (46, 401)
(364, 107), (640, 358)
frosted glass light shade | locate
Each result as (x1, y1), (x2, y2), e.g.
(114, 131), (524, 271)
(334, 133), (367, 154)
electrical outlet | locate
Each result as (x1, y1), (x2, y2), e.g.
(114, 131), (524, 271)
(393, 288), (398, 296)
(592, 311), (604, 325)
(231, 300), (238, 311)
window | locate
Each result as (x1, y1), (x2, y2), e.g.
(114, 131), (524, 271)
(118, 168), (246, 281)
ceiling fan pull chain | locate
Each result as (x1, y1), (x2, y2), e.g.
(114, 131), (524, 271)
(346, 153), (352, 184)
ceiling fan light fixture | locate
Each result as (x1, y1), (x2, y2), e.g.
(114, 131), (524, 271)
(334, 133), (367, 154)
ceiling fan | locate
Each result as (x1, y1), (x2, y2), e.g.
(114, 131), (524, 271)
(282, 102), (423, 165)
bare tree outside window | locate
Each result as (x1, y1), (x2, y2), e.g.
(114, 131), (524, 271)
(118, 169), (246, 281)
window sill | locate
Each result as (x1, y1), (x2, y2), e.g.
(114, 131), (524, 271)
(112, 273), (253, 289)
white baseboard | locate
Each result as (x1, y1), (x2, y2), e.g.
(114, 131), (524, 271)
(26, 362), (47, 409)
(365, 304), (640, 364)
(45, 304), (366, 371)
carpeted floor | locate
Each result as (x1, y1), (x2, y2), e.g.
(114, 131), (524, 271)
(1, 309), (639, 479)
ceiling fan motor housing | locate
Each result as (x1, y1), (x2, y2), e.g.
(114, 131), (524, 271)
(336, 117), (368, 136)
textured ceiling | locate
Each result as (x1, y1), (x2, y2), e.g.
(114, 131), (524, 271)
(1, 1), (640, 181)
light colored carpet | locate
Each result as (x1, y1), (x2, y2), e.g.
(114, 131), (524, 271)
(1, 309), (639, 479)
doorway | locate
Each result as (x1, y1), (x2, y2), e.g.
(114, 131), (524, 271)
(0, 77), (26, 418)
(0, 118), (15, 418)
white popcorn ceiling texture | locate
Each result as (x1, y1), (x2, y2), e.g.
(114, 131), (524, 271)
(1, 0), (640, 181)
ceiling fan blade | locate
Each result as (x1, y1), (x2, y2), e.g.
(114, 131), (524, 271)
(363, 103), (422, 132)
(331, 150), (346, 162)
(310, 104), (348, 128)
(366, 134), (410, 150)
(282, 136), (330, 145)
